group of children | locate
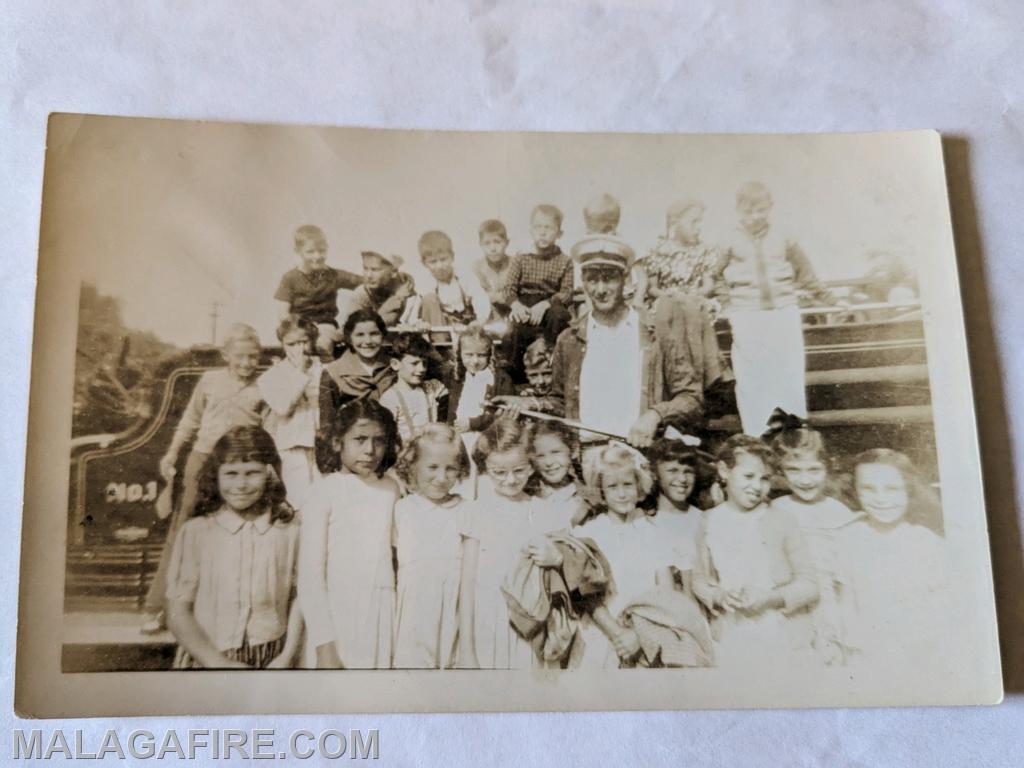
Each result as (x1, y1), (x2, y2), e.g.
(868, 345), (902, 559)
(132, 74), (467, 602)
(147, 183), (941, 672)
(152, 319), (944, 672)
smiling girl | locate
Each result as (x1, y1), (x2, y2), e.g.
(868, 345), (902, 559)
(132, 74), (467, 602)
(527, 420), (585, 526)
(166, 426), (301, 669)
(469, 418), (566, 668)
(392, 424), (479, 669)
(573, 442), (688, 667)
(769, 427), (862, 664)
(693, 435), (819, 669)
(323, 310), (395, 407)
(840, 449), (945, 668)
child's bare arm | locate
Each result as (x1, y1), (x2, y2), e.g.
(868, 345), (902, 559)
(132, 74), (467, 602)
(591, 604), (640, 661)
(167, 597), (248, 668)
(160, 378), (207, 478)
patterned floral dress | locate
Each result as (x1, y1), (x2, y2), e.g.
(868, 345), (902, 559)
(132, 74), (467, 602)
(641, 236), (719, 308)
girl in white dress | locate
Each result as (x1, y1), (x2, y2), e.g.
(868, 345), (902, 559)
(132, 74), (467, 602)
(573, 442), (679, 668)
(468, 418), (568, 669)
(769, 427), (862, 665)
(693, 435), (819, 670)
(297, 398), (401, 669)
(528, 420), (585, 527)
(645, 438), (707, 594)
(392, 424), (478, 669)
(840, 449), (945, 671)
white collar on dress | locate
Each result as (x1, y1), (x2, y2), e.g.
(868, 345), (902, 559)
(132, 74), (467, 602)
(214, 507), (273, 534)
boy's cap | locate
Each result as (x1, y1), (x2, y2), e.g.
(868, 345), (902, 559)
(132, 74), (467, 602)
(570, 234), (635, 272)
(361, 251), (403, 269)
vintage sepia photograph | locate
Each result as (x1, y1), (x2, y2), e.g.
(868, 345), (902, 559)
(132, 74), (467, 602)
(16, 116), (1001, 716)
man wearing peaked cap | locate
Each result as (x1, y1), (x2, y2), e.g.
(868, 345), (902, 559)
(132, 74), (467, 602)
(569, 234), (636, 272)
(546, 234), (725, 449)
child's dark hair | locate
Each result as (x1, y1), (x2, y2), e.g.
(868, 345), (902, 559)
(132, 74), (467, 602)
(531, 203), (564, 229)
(276, 314), (319, 344)
(522, 337), (553, 371)
(479, 219), (508, 241)
(193, 426), (293, 524)
(453, 324), (494, 380)
(342, 308), (387, 346)
(771, 427), (830, 469)
(646, 438), (714, 507)
(525, 419), (581, 494)
(395, 423), (471, 488)
(390, 332), (433, 362)
(330, 398), (400, 477)
(851, 448), (943, 534)
(716, 434), (773, 469)
(530, 419), (578, 456)
(473, 416), (533, 473)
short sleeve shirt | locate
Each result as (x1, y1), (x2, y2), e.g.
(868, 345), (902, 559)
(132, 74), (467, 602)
(274, 267), (362, 325)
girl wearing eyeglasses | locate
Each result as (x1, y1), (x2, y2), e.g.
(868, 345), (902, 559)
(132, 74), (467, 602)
(465, 418), (569, 669)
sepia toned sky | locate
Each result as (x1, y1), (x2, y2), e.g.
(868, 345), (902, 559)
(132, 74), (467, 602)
(40, 116), (935, 347)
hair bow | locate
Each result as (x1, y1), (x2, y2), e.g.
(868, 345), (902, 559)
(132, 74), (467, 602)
(761, 407), (808, 439)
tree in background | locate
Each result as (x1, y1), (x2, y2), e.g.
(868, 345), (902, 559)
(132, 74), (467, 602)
(73, 283), (180, 436)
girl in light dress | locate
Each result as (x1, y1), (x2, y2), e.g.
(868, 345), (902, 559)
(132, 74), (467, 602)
(693, 435), (819, 670)
(468, 418), (573, 669)
(392, 424), (479, 669)
(644, 438), (708, 595)
(840, 449), (945, 670)
(297, 398), (401, 669)
(572, 442), (679, 668)
(769, 427), (863, 665)
(166, 425), (302, 669)
(528, 420), (587, 525)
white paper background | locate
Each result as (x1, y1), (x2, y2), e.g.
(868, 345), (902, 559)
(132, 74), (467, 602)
(2, 1), (1022, 764)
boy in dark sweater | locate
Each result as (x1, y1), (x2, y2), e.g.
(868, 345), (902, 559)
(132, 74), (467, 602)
(274, 225), (362, 355)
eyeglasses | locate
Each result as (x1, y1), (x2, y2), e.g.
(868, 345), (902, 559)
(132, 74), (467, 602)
(487, 466), (532, 480)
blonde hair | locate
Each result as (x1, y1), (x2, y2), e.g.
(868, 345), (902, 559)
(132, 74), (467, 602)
(665, 199), (705, 231)
(736, 181), (773, 211)
(395, 423), (470, 487)
(222, 322), (260, 351)
(581, 442), (653, 506)
(531, 203), (564, 229)
(583, 193), (621, 234)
